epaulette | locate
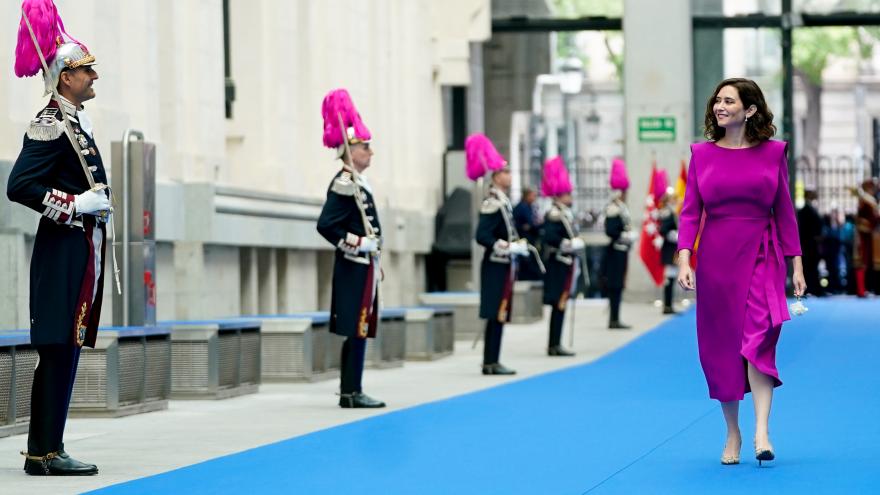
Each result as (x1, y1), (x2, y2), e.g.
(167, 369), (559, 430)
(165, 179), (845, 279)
(547, 205), (562, 222)
(26, 107), (64, 142)
(480, 197), (502, 214)
(605, 202), (621, 217)
(330, 171), (356, 196)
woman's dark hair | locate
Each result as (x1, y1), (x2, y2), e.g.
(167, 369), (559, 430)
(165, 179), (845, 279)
(704, 78), (777, 142)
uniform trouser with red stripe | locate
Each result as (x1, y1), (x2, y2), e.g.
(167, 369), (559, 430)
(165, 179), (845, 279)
(28, 344), (81, 456)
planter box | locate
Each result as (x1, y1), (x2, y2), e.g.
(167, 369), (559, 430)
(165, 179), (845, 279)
(419, 292), (482, 341)
(404, 307), (454, 361)
(0, 332), (36, 438)
(291, 311), (342, 382)
(366, 309), (406, 369)
(70, 326), (171, 417)
(166, 320), (261, 399)
(258, 317), (314, 382)
(511, 281), (544, 324)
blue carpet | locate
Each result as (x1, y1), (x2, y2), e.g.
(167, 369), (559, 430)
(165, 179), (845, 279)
(86, 299), (880, 495)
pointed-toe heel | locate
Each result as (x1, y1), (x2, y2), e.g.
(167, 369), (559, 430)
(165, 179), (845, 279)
(755, 448), (775, 466)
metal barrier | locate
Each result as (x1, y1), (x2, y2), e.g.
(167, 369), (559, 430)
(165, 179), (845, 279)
(795, 153), (875, 214)
(70, 326), (171, 417)
(0, 332), (36, 438)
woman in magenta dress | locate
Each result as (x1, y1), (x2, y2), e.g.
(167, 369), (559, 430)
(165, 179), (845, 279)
(676, 78), (806, 466)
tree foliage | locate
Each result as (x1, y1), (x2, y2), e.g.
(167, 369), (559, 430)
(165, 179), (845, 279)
(793, 27), (857, 85)
(793, 0), (880, 83)
(548, 0), (624, 80)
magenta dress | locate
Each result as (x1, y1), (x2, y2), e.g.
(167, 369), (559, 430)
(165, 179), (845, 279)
(677, 140), (801, 402)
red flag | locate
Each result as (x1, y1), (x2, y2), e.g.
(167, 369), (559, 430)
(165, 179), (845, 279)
(639, 163), (665, 286)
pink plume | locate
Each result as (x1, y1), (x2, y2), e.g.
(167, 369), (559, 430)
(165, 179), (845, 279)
(15, 0), (85, 78)
(15, 0), (60, 77)
(652, 168), (669, 204)
(321, 88), (371, 148)
(610, 157), (630, 191)
(541, 156), (572, 197)
(464, 133), (506, 182)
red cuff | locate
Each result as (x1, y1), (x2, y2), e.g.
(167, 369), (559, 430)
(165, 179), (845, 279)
(41, 189), (75, 224)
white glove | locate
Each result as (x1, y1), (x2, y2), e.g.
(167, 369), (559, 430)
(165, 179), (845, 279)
(666, 230), (679, 243)
(74, 189), (111, 216)
(492, 240), (510, 256)
(358, 236), (379, 253)
(570, 238), (585, 251)
(652, 235), (664, 250)
(508, 241), (529, 257)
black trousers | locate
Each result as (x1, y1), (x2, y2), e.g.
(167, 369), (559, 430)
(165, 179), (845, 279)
(549, 307), (565, 347)
(28, 344), (81, 456)
(803, 251), (824, 296)
(608, 288), (623, 323)
(340, 337), (367, 394)
(483, 320), (504, 365)
(663, 277), (675, 309)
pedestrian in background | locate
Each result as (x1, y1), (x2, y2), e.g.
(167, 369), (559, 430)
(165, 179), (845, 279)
(797, 190), (824, 297)
(513, 187), (543, 281)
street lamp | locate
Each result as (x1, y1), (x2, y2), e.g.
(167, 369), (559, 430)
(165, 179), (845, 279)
(559, 57), (585, 95)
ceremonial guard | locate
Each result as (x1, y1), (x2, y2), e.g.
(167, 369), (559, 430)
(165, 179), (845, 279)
(7, 0), (110, 475)
(317, 89), (385, 408)
(467, 133), (527, 375)
(655, 172), (680, 314)
(602, 158), (634, 329)
(540, 157), (579, 356)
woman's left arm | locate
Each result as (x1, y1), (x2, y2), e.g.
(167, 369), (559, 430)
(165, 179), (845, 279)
(773, 144), (806, 296)
(773, 145), (802, 257)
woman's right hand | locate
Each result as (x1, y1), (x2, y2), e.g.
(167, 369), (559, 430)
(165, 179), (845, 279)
(677, 252), (695, 291)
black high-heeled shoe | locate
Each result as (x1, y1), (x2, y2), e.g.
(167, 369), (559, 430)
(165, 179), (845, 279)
(755, 445), (775, 466)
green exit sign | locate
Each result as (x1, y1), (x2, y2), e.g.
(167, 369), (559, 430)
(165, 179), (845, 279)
(638, 116), (676, 142)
